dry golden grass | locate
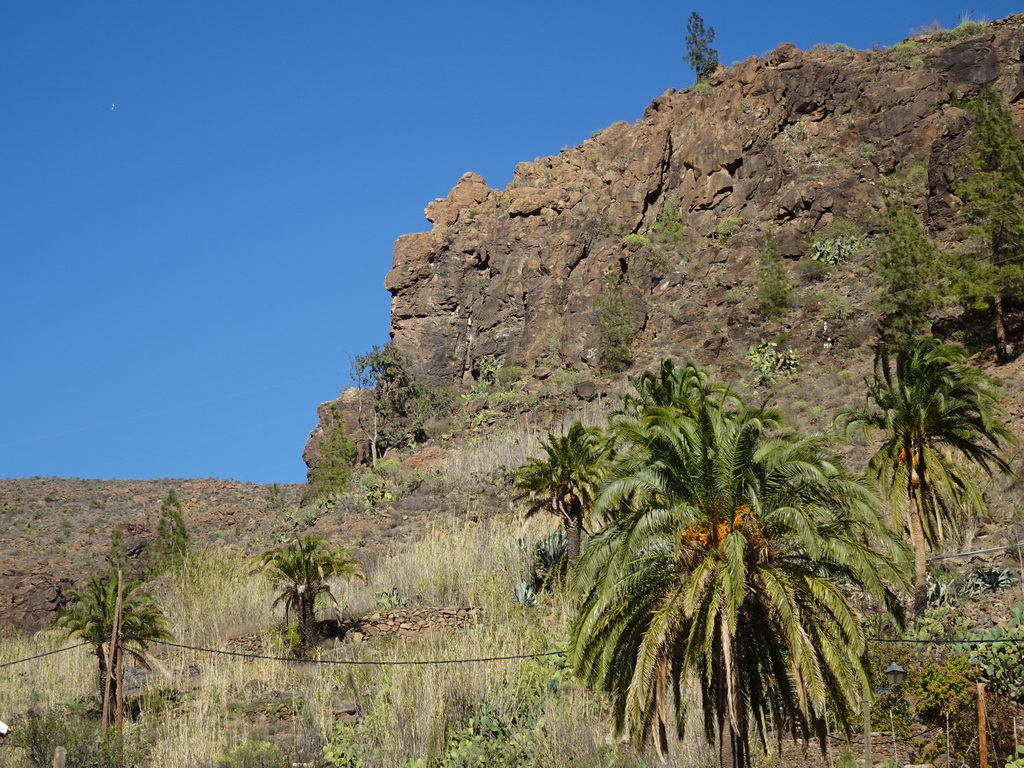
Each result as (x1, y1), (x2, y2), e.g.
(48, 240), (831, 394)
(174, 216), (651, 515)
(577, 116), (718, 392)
(1, 506), (685, 767)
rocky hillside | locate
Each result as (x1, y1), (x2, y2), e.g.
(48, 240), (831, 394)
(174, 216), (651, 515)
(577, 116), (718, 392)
(382, 17), (1024, 387)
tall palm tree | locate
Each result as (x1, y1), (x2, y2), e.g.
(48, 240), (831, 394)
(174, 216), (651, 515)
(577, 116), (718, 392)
(514, 421), (609, 562)
(55, 572), (172, 724)
(837, 337), (1015, 615)
(570, 366), (908, 768)
(258, 536), (360, 654)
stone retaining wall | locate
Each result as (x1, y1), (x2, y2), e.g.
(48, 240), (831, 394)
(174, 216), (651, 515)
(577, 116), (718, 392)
(342, 606), (481, 643)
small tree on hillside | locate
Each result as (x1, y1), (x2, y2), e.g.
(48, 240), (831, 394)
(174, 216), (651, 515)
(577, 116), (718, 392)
(594, 274), (635, 374)
(756, 231), (790, 320)
(876, 199), (943, 345)
(146, 490), (189, 577)
(684, 12), (719, 83)
(55, 574), (172, 725)
(258, 536), (360, 655)
(306, 405), (357, 502)
(955, 83), (1024, 362)
(351, 343), (451, 463)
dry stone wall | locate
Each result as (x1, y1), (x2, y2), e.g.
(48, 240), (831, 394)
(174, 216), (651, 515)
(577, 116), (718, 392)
(341, 606), (482, 643)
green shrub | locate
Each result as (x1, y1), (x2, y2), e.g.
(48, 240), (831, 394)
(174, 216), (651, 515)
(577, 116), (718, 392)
(15, 711), (147, 768)
(891, 40), (924, 68)
(819, 291), (853, 321)
(436, 708), (536, 768)
(857, 140), (876, 157)
(934, 21), (986, 42)
(323, 723), (364, 767)
(621, 233), (652, 250)
(713, 216), (743, 242)
(495, 365), (524, 388)
(692, 79), (715, 94)
(216, 740), (289, 768)
(794, 258), (831, 284)
(808, 219), (864, 265)
(746, 341), (800, 386)
(652, 198), (683, 244)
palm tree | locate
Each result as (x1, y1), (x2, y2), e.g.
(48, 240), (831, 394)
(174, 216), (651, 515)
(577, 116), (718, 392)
(514, 421), (609, 562)
(570, 365), (908, 768)
(55, 572), (172, 724)
(837, 337), (1015, 615)
(258, 536), (360, 654)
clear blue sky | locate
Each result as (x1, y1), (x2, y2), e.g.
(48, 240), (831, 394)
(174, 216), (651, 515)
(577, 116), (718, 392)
(2, 1), (1018, 484)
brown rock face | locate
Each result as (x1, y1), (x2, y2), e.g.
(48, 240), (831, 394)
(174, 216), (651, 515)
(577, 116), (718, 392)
(383, 22), (1024, 385)
(0, 569), (73, 633)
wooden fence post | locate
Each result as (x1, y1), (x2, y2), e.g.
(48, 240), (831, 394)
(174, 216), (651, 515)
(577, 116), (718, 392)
(979, 681), (988, 768)
(863, 695), (873, 768)
(100, 571), (123, 733)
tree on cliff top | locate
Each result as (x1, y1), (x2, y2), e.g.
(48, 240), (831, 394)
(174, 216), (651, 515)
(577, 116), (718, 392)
(684, 12), (719, 83)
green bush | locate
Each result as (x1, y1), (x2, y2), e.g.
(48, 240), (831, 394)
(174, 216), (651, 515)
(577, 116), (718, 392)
(652, 198), (683, 244)
(713, 216), (743, 242)
(436, 708), (536, 768)
(215, 740), (289, 768)
(808, 220), (864, 265)
(323, 723), (364, 767)
(934, 21), (986, 42)
(956, 604), (1024, 699)
(794, 258), (832, 284)
(621, 233), (652, 250)
(746, 341), (800, 386)
(891, 40), (924, 68)
(14, 710), (147, 768)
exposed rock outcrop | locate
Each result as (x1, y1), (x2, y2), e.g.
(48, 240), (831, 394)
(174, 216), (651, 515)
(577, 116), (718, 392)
(382, 21), (1024, 385)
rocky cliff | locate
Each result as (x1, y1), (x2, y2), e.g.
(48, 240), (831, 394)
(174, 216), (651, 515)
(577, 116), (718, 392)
(382, 18), (1024, 386)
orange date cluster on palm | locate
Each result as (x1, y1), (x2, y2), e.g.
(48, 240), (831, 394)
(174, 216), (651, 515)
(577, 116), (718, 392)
(680, 505), (766, 548)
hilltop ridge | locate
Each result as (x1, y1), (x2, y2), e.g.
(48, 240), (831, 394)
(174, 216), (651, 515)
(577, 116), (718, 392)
(379, 18), (1024, 388)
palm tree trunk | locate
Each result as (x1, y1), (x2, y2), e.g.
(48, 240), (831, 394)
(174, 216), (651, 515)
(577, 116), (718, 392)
(717, 621), (745, 768)
(97, 644), (116, 728)
(565, 505), (583, 563)
(908, 491), (929, 617)
(299, 595), (316, 655)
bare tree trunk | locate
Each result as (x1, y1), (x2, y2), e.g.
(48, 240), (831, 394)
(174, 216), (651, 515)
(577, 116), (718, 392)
(994, 293), (1012, 363)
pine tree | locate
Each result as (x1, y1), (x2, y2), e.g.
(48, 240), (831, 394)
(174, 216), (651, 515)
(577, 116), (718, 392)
(594, 275), (635, 374)
(755, 232), (790, 320)
(147, 490), (189, 577)
(956, 83), (1024, 362)
(875, 200), (942, 345)
(684, 12), (719, 83)
(306, 406), (357, 502)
